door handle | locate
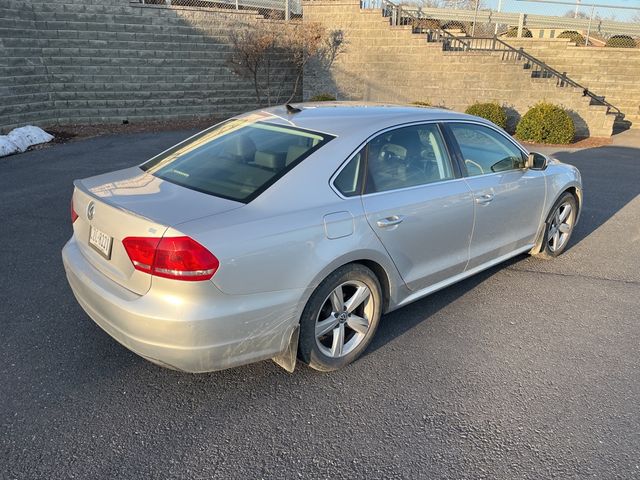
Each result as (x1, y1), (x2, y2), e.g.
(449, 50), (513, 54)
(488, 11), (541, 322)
(376, 215), (405, 228)
(475, 193), (494, 205)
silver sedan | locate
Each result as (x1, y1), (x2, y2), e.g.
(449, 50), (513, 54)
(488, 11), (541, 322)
(62, 104), (582, 373)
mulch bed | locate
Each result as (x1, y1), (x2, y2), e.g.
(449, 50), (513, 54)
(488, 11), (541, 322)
(520, 136), (612, 149)
(44, 116), (224, 145)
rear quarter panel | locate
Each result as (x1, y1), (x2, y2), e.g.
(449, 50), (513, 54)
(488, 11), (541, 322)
(171, 138), (405, 301)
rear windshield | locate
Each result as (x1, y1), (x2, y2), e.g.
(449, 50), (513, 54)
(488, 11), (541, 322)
(141, 119), (334, 203)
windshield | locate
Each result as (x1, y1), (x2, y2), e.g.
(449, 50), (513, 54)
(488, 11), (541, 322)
(141, 119), (334, 202)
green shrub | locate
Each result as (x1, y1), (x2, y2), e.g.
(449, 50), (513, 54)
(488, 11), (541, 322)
(558, 30), (585, 45)
(515, 102), (575, 144)
(605, 35), (637, 48)
(504, 26), (532, 38)
(465, 102), (507, 129)
(309, 93), (336, 101)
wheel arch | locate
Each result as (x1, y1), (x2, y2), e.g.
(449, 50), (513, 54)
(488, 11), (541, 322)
(350, 259), (392, 314)
(296, 251), (402, 322)
(531, 184), (582, 254)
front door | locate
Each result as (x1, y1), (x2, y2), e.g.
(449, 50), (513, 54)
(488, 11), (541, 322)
(445, 122), (547, 270)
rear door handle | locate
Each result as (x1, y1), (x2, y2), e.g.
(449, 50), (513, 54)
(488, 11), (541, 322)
(475, 193), (494, 205)
(376, 215), (405, 228)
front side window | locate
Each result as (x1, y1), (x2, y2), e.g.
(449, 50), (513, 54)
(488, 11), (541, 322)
(365, 124), (454, 194)
(448, 123), (525, 177)
(142, 119), (333, 202)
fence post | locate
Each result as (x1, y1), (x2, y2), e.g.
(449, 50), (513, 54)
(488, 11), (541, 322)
(517, 13), (525, 38)
(471, 0), (480, 37)
(285, 0), (290, 20)
(234, 0), (238, 9)
(585, 5), (594, 46)
(494, 0), (502, 35)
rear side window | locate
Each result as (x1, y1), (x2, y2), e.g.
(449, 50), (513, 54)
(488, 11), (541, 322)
(448, 123), (525, 176)
(334, 151), (364, 197)
(141, 120), (333, 202)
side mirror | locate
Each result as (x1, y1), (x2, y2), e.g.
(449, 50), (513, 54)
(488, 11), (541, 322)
(526, 152), (548, 170)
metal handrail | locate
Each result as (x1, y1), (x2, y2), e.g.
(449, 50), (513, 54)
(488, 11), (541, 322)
(368, 0), (623, 119)
(443, 35), (623, 118)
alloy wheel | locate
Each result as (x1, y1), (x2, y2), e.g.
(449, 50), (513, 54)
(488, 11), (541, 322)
(315, 280), (374, 358)
(547, 202), (574, 253)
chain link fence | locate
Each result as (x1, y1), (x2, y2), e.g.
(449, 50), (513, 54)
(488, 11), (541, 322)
(364, 0), (640, 47)
(136, 0), (302, 20)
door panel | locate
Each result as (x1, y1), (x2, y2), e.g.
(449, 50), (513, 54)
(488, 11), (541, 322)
(445, 122), (547, 270)
(362, 181), (475, 291)
(464, 170), (546, 269)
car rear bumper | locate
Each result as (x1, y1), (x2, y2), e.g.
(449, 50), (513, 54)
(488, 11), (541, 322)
(62, 238), (302, 373)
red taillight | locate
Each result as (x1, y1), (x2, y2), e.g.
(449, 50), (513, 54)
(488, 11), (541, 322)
(71, 198), (78, 223)
(122, 236), (219, 281)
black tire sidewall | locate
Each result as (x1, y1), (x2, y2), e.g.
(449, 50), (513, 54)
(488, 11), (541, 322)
(298, 264), (382, 372)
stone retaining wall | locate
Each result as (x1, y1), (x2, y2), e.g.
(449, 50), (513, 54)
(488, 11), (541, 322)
(303, 0), (629, 137)
(0, 0), (296, 132)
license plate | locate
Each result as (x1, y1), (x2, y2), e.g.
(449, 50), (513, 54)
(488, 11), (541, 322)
(89, 226), (113, 260)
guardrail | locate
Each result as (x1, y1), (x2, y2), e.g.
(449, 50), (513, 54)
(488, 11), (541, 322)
(362, 1), (640, 40)
(136, 0), (302, 16)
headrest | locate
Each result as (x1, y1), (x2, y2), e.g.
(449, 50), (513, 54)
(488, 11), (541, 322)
(380, 143), (407, 160)
(286, 145), (309, 165)
(254, 151), (284, 170)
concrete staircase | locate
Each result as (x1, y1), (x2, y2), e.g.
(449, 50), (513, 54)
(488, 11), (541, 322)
(422, 30), (621, 136)
(303, 2), (621, 137)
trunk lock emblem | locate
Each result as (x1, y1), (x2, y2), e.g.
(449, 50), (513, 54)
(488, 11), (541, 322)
(87, 201), (95, 220)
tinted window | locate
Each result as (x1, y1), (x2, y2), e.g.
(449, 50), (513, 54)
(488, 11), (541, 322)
(365, 124), (454, 194)
(141, 120), (333, 202)
(449, 123), (525, 177)
(334, 151), (363, 197)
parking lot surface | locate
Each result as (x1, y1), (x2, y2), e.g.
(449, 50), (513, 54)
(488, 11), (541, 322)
(1, 131), (638, 479)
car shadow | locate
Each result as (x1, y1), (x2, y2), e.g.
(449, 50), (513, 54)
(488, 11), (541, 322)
(364, 144), (640, 356)
(543, 145), (640, 248)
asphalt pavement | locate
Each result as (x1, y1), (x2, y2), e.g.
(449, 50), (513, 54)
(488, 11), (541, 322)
(1, 131), (638, 479)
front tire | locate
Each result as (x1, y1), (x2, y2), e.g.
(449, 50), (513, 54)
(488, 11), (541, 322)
(298, 264), (382, 372)
(537, 192), (578, 259)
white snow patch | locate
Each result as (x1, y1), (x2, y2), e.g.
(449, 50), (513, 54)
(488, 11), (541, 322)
(0, 126), (54, 157)
(0, 137), (19, 157)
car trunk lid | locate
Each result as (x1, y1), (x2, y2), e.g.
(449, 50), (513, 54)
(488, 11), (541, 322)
(72, 167), (243, 295)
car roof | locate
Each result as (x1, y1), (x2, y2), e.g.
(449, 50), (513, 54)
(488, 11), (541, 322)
(236, 102), (486, 137)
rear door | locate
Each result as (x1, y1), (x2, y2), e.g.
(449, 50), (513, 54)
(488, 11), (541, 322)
(358, 123), (475, 291)
(443, 122), (546, 270)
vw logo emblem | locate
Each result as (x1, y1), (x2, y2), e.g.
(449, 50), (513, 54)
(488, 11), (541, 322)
(87, 201), (95, 221)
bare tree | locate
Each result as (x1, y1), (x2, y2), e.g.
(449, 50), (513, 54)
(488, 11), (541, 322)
(227, 21), (345, 107)
(284, 23), (346, 104)
(563, 9), (590, 19)
(227, 24), (279, 105)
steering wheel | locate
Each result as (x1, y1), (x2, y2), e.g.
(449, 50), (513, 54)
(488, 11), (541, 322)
(465, 158), (484, 175)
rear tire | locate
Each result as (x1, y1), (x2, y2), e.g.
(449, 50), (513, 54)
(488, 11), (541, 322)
(536, 192), (577, 259)
(298, 264), (382, 372)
